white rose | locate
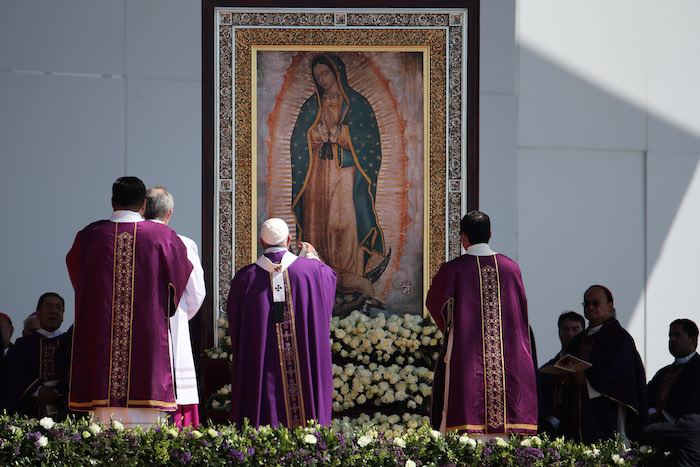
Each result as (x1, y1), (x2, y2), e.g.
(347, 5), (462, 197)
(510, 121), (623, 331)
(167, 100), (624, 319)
(495, 437), (507, 447)
(38, 436), (48, 447)
(612, 454), (623, 465)
(207, 428), (218, 437)
(459, 435), (477, 448)
(394, 437), (406, 448)
(407, 400), (417, 409)
(192, 430), (202, 439)
(303, 434), (317, 444)
(358, 435), (372, 447)
(82, 431), (91, 438)
(112, 420), (124, 431)
(39, 417), (55, 430)
(430, 430), (441, 440)
(405, 460), (417, 467)
(89, 423), (101, 435)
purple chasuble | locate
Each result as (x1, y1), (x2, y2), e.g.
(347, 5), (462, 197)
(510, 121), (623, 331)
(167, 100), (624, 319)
(67, 219), (192, 411)
(427, 252), (537, 434)
(226, 250), (337, 428)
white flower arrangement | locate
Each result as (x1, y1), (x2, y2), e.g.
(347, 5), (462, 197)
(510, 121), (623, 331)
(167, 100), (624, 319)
(331, 412), (430, 439)
(331, 362), (433, 411)
(329, 312), (443, 367)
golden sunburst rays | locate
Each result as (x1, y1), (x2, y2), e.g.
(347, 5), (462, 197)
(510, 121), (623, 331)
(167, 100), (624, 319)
(261, 51), (422, 303)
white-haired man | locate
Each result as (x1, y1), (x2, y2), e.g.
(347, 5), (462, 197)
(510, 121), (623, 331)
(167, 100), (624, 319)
(145, 186), (206, 428)
(226, 218), (336, 428)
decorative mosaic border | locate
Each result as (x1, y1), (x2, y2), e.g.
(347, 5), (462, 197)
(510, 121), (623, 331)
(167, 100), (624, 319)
(215, 9), (468, 320)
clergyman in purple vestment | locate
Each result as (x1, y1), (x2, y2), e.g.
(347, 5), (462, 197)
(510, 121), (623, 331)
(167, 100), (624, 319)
(66, 177), (192, 427)
(427, 211), (537, 436)
(226, 218), (337, 428)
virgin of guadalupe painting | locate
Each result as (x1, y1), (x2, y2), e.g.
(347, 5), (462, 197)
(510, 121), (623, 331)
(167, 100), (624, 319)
(257, 50), (425, 316)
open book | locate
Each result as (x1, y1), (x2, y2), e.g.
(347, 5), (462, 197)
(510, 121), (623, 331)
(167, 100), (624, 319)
(539, 354), (592, 375)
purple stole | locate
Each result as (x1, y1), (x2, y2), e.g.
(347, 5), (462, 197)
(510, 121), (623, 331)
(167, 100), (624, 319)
(256, 252), (306, 427)
(428, 253), (537, 434)
(67, 220), (192, 411)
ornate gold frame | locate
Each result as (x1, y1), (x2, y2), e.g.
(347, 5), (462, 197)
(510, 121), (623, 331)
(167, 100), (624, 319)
(212, 9), (471, 324)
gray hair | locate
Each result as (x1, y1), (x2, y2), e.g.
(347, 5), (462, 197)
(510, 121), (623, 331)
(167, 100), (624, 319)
(145, 186), (174, 221)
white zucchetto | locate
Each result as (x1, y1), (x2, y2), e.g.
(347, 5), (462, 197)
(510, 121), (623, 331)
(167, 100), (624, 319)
(260, 218), (289, 246)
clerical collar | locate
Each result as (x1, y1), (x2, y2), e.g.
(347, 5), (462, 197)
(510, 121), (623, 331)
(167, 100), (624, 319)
(586, 322), (604, 336)
(264, 246), (289, 254)
(150, 219), (165, 225)
(674, 351), (697, 366)
(37, 328), (61, 338)
(110, 210), (144, 223)
(466, 243), (496, 256)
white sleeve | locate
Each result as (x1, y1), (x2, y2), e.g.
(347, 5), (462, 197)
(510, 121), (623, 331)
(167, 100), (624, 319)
(180, 236), (206, 320)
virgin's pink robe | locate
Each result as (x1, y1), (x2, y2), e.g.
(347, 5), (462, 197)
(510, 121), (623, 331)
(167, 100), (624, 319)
(427, 247), (537, 435)
(226, 250), (337, 428)
(66, 217), (192, 411)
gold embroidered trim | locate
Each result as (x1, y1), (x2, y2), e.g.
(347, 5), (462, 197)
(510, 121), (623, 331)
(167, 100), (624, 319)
(40, 338), (59, 381)
(127, 399), (178, 409)
(446, 423), (538, 432)
(69, 399), (177, 409)
(69, 399), (110, 408)
(479, 259), (506, 433)
(275, 270), (306, 428)
(110, 226), (136, 402)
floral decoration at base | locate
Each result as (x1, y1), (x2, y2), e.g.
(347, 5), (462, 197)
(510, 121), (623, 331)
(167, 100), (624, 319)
(0, 414), (670, 466)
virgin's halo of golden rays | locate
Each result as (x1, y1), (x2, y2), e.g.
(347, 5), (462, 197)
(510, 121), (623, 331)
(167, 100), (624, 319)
(262, 51), (418, 303)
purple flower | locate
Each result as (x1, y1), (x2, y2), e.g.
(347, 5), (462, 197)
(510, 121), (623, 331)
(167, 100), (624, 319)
(181, 452), (193, 463)
(230, 449), (245, 462)
(247, 446), (256, 456)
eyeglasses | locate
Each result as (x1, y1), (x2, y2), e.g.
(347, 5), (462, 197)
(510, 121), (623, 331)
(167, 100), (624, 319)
(41, 303), (64, 311)
(582, 300), (603, 308)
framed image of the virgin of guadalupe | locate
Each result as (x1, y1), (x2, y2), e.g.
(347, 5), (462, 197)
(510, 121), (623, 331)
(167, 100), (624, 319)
(202, 0), (479, 348)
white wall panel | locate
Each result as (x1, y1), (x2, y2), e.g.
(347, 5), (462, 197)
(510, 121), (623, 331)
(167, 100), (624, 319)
(0, 72), (126, 332)
(126, 78), (202, 246)
(126, 0), (200, 81)
(517, 148), (645, 364)
(0, 0), (125, 75)
(518, 0), (646, 151)
(647, 2), (700, 152)
(479, 93), (517, 259)
(645, 152), (700, 378)
(480, 0), (516, 94)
